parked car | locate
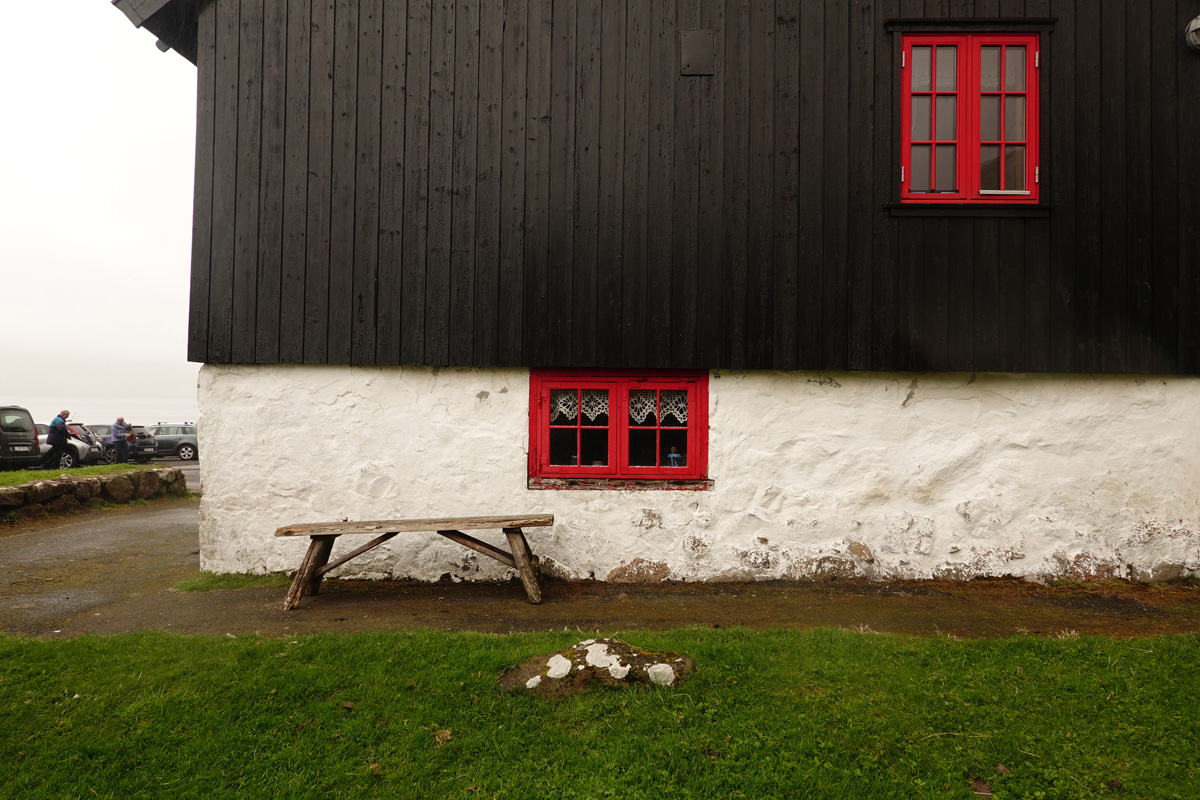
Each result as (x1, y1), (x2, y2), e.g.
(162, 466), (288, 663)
(145, 423), (199, 461)
(34, 422), (105, 469)
(88, 423), (157, 464)
(0, 406), (41, 471)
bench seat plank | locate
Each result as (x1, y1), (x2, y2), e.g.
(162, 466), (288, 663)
(275, 514), (554, 537)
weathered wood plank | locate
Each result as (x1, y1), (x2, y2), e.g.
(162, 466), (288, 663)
(845, 0), (875, 370)
(282, 534), (336, 610)
(504, 528), (542, 603)
(326, 0), (360, 364)
(695, 0), (726, 365)
(449, 0), (481, 366)
(304, 0), (336, 363)
(745, 0), (775, 368)
(620, 0), (650, 364)
(670, 1), (700, 367)
(352, 0), (383, 364)
(231, 0), (264, 363)
(547, 0), (578, 364)
(436, 530), (516, 568)
(821, 0), (850, 370)
(573, 0), (602, 365)
(721, 0), (750, 367)
(523, 0), (553, 365)
(773, 2), (801, 369)
(255, 0), (286, 363)
(497, 0), (528, 364)
(595, 0), (626, 366)
(644, 0), (674, 367)
(276, 514), (555, 536)
(870, 0), (899, 369)
(401, 0), (432, 363)
(188, 0), (216, 363)
(376, 0), (408, 364)
(1148, 0), (1178, 372)
(315, 531), (400, 576)
(279, 0), (311, 364)
(473, 0), (505, 364)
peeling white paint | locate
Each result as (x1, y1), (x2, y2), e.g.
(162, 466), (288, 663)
(546, 654), (571, 679)
(647, 664), (676, 686)
(197, 365), (1200, 582)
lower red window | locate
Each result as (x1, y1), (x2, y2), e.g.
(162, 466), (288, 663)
(529, 369), (709, 483)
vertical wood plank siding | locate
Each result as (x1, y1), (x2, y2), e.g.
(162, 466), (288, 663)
(191, 0), (1200, 375)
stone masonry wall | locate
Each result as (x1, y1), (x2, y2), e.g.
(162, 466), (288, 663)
(197, 365), (1200, 584)
(0, 468), (189, 521)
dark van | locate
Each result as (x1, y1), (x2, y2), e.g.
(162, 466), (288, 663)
(0, 406), (40, 470)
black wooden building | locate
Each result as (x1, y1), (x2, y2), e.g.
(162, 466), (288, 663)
(120, 0), (1200, 375)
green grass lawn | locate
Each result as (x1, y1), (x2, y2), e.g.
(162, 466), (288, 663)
(2, 628), (1196, 799)
(0, 464), (156, 488)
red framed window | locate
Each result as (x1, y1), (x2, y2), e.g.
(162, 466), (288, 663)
(529, 369), (709, 484)
(901, 33), (1040, 203)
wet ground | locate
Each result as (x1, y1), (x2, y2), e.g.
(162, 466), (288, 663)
(2, 498), (1198, 639)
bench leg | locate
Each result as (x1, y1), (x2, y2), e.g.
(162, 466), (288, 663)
(283, 535), (337, 611)
(504, 527), (541, 604)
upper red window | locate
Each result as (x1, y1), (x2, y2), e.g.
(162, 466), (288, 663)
(901, 33), (1040, 203)
(529, 370), (708, 485)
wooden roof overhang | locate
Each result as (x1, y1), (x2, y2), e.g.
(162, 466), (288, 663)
(112, 0), (198, 64)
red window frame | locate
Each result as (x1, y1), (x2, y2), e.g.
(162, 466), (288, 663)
(529, 369), (709, 483)
(901, 33), (1040, 203)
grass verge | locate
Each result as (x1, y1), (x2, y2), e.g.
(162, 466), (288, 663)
(1, 628), (1196, 799)
(0, 464), (157, 488)
(173, 571), (292, 592)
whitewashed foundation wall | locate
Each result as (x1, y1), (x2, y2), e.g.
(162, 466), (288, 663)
(197, 365), (1200, 582)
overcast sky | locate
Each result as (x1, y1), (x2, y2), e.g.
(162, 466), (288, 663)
(1, 1), (200, 423)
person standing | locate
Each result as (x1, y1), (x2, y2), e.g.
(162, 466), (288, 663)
(41, 409), (72, 469)
(112, 416), (131, 464)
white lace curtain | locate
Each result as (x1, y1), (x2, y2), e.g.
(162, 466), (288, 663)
(550, 389), (609, 423)
(551, 388), (688, 425)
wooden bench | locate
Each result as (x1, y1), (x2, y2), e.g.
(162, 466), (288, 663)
(274, 514), (554, 610)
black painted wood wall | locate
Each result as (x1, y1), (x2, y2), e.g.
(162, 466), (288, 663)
(188, 0), (1200, 373)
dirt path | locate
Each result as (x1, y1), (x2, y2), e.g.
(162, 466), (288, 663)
(2, 500), (1198, 638)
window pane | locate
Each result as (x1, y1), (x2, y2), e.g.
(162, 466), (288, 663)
(1005, 145), (1026, 190)
(662, 430), (688, 467)
(580, 428), (609, 466)
(549, 429), (577, 466)
(911, 96), (931, 140)
(980, 96), (1001, 141)
(628, 429), (657, 467)
(980, 46), (1001, 91)
(912, 46), (931, 91)
(935, 46), (956, 91)
(935, 96), (956, 140)
(911, 145), (931, 191)
(1005, 46), (1026, 91)
(935, 145), (956, 191)
(1005, 96), (1025, 142)
(980, 145), (1001, 190)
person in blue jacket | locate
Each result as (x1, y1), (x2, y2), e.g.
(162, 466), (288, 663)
(41, 409), (73, 469)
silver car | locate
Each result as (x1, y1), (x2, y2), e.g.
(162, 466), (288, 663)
(36, 422), (105, 469)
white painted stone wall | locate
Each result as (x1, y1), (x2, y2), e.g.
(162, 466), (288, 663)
(197, 365), (1200, 582)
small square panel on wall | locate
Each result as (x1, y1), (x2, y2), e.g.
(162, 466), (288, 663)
(680, 29), (715, 75)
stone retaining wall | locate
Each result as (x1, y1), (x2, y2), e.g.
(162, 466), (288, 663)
(0, 469), (189, 521)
